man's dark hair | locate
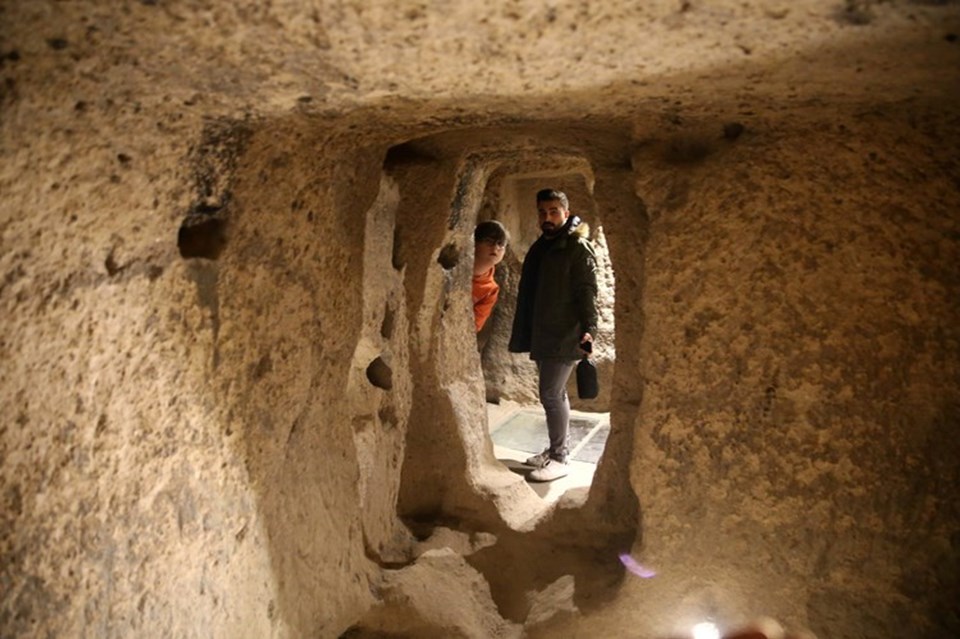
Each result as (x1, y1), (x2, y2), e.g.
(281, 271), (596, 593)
(474, 220), (509, 246)
(536, 188), (569, 210)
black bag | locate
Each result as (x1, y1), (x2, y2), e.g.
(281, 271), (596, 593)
(576, 357), (599, 399)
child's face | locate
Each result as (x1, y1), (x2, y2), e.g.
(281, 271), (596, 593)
(474, 238), (506, 271)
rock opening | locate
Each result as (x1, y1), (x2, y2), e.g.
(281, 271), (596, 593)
(177, 214), (226, 260)
(437, 242), (461, 269)
(366, 356), (394, 391)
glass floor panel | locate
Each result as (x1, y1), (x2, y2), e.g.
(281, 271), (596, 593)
(490, 410), (609, 463)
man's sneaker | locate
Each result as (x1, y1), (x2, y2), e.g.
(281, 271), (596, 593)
(524, 449), (551, 468)
(527, 459), (569, 482)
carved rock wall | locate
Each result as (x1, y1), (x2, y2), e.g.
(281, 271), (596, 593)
(2, 1), (959, 638)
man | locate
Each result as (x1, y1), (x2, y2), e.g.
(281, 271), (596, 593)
(509, 189), (598, 482)
(472, 220), (508, 334)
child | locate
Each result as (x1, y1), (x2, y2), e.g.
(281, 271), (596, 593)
(472, 220), (508, 333)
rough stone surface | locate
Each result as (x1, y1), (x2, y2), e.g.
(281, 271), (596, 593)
(414, 526), (498, 558)
(524, 574), (578, 630)
(2, 1), (959, 638)
(348, 548), (523, 639)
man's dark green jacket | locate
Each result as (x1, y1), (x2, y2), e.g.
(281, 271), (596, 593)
(508, 216), (599, 360)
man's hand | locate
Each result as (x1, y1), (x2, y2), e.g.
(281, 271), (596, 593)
(579, 333), (593, 354)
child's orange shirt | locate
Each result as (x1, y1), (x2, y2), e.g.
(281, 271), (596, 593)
(472, 267), (499, 332)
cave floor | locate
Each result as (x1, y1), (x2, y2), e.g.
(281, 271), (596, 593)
(486, 401), (609, 504)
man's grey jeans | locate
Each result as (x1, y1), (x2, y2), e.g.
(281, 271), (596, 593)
(536, 359), (579, 462)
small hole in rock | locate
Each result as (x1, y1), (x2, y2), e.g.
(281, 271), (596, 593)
(723, 122), (745, 140)
(391, 227), (404, 270)
(105, 251), (120, 276)
(366, 356), (393, 391)
(437, 242), (460, 269)
(178, 215), (226, 259)
(381, 303), (395, 339)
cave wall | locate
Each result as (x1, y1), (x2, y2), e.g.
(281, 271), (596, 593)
(2, 1), (959, 638)
(205, 121), (392, 636)
(0, 103), (397, 634)
(0, 96), (289, 638)
(557, 109), (959, 639)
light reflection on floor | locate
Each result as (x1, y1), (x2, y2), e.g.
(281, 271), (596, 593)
(486, 401), (609, 503)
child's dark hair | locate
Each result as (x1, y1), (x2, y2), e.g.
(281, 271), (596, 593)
(474, 220), (509, 247)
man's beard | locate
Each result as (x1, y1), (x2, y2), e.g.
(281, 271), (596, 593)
(541, 222), (560, 235)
